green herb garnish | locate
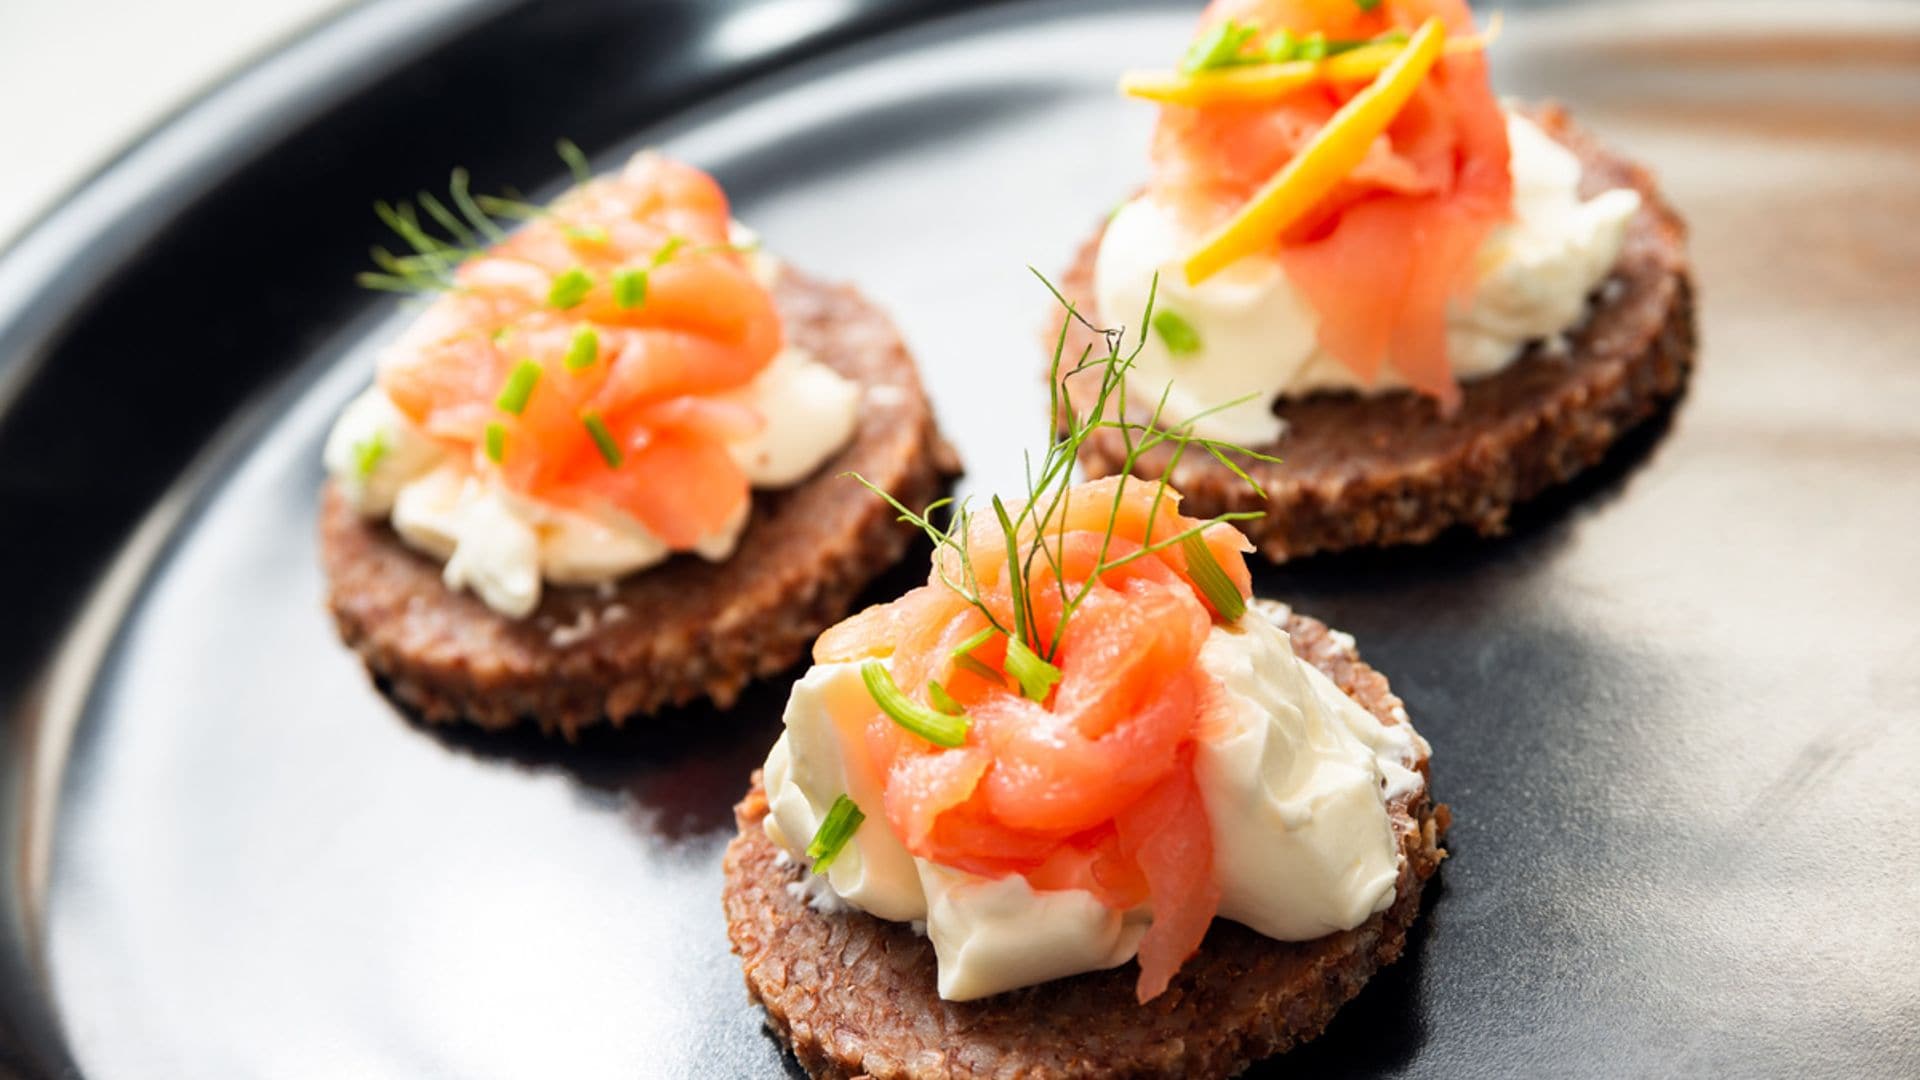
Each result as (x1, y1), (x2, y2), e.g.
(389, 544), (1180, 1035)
(927, 680), (965, 716)
(1182, 19), (1260, 73)
(612, 268), (647, 309)
(1003, 636), (1063, 703)
(1152, 309), (1203, 357)
(949, 627), (1003, 684)
(581, 410), (623, 468)
(564, 326), (599, 372)
(805, 795), (866, 875)
(652, 235), (687, 266)
(484, 421), (507, 463)
(1355, 0), (1383, 12)
(351, 431), (388, 479)
(495, 360), (542, 415)
(1181, 532), (1247, 622)
(861, 660), (970, 748)
(1171, 18), (1408, 74)
(556, 137), (592, 186)
(847, 271), (1276, 673)
(547, 266), (594, 309)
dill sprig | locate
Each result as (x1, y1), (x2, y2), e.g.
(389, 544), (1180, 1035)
(850, 271), (1277, 673)
(355, 140), (597, 296)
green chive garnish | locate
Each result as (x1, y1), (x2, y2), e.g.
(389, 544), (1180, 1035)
(564, 326), (599, 372)
(1181, 18), (1258, 74)
(351, 431), (388, 480)
(949, 627), (1002, 683)
(547, 266), (594, 309)
(581, 410), (623, 468)
(1355, 0), (1383, 11)
(612, 268), (647, 310)
(1182, 532), (1247, 622)
(484, 421), (506, 463)
(496, 360), (542, 415)
(1003, 637), (1062, 704)
(1295, 31), (1329, 61)
(1153, 309), (1203, 357)
(652, 235), (687, 266)
(556, 137), (592, 185)
(861, 660), (969, 748)
(927, 680), (964, 716)
(805, 794), (865, 876)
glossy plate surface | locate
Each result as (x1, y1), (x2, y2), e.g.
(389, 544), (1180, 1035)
(2, 1), (1918, 1076)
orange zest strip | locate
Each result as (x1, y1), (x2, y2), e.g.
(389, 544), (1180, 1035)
(1118, 15), (1500, 109)
(1180, 16), (1448, 287)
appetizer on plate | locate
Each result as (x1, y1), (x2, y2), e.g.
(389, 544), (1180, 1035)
(320, 151), (958, 735)
(724, 324), (1445, 1078)
(1060, 0), (1694, 561)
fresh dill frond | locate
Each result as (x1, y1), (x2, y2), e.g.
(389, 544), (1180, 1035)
(848, 270), (1277, 675)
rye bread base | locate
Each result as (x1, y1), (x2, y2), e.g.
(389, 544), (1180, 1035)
(320, 267), (960, 737)
(723, 604), (1448, 1080)
(1058, 103), (1696, 562)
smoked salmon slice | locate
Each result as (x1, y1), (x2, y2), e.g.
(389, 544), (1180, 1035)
(1148, 0), (1511, 404)
(375, 153), (781, 546)
(822, 478), (1253, 1002)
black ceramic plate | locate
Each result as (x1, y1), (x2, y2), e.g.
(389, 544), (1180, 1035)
(3, 0), (1919, 1076)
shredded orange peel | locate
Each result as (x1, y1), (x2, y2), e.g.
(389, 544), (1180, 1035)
(1119, 14), (1500, 109)
(1180, 15), (1450, 287)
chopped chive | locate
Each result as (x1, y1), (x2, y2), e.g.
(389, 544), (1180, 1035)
(547, 266), (594, 309)
(495, 360), (542, 415)
(564, 223), (609, 244)
(1355, 0), (1383, 10)
(1182, 532), (1248, 622)
(861, 660), (969, 748)
(651, 235), (687, 267)
(805, 794), (865, 876)
(351, 431), (388, 480)
(484, 421), (507, 463)
(581, 410), (623, 468)
(556, 137), (592, 185)
(612, 268), (647, 310)
(564, 325), (599, 372)
(927, 680), (964, 716)
(950, 627), (1002, 683)
(1295, 31), (1329, 61)
(1152, 309), (1203, 357)
(1181, 18), (1259, 74)
(1262, 27), (1298, 62)
(1003, 637), (1062, 704)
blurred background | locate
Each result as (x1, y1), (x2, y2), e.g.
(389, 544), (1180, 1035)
(0, 0), (347, 245)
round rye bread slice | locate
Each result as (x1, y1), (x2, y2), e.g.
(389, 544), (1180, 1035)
(723, 603), (1449, 1080)
(1055, 103), (1696, 562)
(320, 266), (960, 736)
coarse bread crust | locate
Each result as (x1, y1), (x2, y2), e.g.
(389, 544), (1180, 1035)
(1056, 103), (1695, 562)
(723, 605), (1448, 1080)
(319, 266), (961, 737)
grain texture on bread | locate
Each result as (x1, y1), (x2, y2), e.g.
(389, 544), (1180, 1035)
(1057, 103), (1694, 562)
(320, 267), (959, 736)
(723, 606), (1447, 1080)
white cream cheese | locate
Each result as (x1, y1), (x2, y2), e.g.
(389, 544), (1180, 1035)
(1094, 110), (1643, 445)
(324, 340), (861, 618)
(760, 602), (1428, 1001)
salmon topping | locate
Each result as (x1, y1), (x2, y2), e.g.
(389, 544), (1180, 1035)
(1144, 0), (1512, 406)
(816, 477), (1253, 1002)
(377, 154), (780, 547)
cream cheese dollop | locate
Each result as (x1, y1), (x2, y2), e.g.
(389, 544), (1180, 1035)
(760, 602), (1427, 1001)
(1094, 110), (1643, 446)
(324, 339), (861, 618)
